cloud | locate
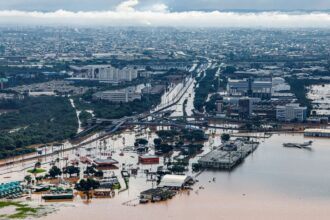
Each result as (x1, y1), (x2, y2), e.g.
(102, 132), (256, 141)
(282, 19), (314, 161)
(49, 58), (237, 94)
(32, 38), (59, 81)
(116, 0), (138, 12)
(147, 3), (168, 13)
(0, 0), (328, 27)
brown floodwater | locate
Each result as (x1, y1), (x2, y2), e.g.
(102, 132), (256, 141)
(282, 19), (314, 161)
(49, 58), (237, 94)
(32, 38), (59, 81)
(41, 133), (330, 220)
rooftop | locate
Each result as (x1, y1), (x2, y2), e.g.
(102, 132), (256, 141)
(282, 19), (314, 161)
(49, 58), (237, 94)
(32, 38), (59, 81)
(304, 128), (330, 134)
(158, 175), (192, 188)
(94, 158), (119, 165)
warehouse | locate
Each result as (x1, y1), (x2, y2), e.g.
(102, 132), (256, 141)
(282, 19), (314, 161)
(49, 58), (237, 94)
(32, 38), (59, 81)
(158, 175), (193, 189)
(304, 128), (330, 138)
(138, 155), (159, 164)
(93, 158), (119, 169)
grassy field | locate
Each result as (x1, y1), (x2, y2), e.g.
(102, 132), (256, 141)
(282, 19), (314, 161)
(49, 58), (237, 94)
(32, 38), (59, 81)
(27, 168), (46, 174)
(0, 201), (42, 219)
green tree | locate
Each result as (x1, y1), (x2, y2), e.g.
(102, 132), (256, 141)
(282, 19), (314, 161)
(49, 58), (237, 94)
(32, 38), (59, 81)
(75, 178), (100, 200)
(221, 133), (230, 142)
(169, 165), (186, 174)
(155, 144), (173, 154)
(48, 166), (62, 178)
(135, 138), (148, 145)
(34, 161), (41, 169)
(84, 166), (96, 176)
(153, 138), (162, 146)
(63, 166), (80, 177)
(94, 170), (104, 178)
(79, 110), (93, 127)
(24, 175), (32, 184)
(35, 176), (43, 184)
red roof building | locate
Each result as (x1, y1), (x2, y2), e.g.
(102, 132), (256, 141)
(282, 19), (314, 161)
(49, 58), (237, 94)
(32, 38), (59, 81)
(138, 155), (159, 164)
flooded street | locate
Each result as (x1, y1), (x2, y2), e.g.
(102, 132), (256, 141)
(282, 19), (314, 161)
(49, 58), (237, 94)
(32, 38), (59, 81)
(69, 98), (83, 133)
(35, 133), (330, 220)
(169, 78), (195, 117)
(2, 64), (330, 220)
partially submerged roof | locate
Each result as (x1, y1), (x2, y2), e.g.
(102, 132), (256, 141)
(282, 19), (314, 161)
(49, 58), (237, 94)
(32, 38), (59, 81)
(158, 175), (191, 188)
(94, 158), (119, 165)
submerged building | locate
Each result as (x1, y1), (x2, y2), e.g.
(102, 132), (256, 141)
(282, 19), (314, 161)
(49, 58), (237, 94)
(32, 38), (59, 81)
(198, 140), (258, 170)
(304, 128), (330, 138)
(158, 175), (193, 189)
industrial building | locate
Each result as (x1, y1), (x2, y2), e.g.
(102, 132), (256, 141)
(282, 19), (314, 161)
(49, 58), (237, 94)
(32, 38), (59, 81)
(198, 140), (258, 170)
(138, 155), (160, 164)
(93, 158), (119, 169)
(304, 128), (330, 138)
(158, 175), (193, 189)
(140, 187), (176, 202)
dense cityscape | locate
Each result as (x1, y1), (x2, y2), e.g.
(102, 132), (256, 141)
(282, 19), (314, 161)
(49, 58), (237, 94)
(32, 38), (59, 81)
(0, 4), (329, 220)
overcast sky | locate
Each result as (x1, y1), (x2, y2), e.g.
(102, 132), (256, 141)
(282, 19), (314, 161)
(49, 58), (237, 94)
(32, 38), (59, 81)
(0, 0), (329, 11)
(0, 0), (329, 27)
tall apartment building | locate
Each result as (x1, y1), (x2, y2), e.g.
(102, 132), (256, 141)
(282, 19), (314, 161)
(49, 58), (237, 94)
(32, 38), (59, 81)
(276, 104), (307, 122)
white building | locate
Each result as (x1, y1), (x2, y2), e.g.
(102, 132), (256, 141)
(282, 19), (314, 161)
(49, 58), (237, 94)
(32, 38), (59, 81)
(28, 91), (56, 97)
(71, 65), (138, 83)
(158, 175), (192, 188)
(304, 128), (330, 138)
(93, 87), (141, 103)
(276, 103), (307, 122)
(272, 77), (291, 92)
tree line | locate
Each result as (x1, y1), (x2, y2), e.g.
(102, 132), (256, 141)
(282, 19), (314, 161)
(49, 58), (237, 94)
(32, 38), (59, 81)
(0, 96), (78, 159)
